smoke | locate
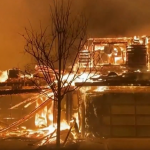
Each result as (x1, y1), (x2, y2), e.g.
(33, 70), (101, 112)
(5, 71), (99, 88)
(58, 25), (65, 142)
(0, 0), (150, 69)
(0, 0), (50, 70)
(81, 0), (150, 37)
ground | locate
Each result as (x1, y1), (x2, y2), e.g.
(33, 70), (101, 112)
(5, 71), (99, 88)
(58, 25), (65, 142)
(0, 139), (106, 150)
(1, 138), (150, 150)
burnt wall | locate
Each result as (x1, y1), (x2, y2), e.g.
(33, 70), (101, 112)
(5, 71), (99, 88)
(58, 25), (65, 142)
(85, 93), (150, 138)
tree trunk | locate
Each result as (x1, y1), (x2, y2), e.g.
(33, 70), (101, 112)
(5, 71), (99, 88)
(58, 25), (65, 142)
(56, 28), (62, 148)
(56, 94), (61, 147)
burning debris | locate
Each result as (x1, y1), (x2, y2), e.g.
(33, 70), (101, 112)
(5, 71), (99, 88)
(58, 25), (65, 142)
(0, 93), (79, 147)
(0, 79), (83, 148)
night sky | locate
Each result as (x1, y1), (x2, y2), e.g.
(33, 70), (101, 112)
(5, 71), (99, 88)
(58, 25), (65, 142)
(0, 0), (150, 70)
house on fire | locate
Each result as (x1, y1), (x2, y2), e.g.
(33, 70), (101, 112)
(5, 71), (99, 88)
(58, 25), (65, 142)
(1, 35), (150, 149)
(74, 36), (150, 137)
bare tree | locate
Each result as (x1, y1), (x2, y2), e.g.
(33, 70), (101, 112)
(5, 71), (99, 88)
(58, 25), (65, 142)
(22, 0), (95, 147)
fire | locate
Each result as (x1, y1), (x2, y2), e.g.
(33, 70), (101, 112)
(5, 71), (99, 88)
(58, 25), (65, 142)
(40, 125), (55, 134)
(1, 35), (150, 147)
(35, 97), (48, 128)
(94, 45), (105, 51)
(94, 86), (108, 92)
(60, 120), (70, 130)
(0, 70), (8, 82)
(35, 94), (69, 135)
(73, 112), (79, 127)
(48, 114), (53, 122)
(76, 72), (97, 83)
(62, 72), (98, 86)
(134, 69), (141, 72)
(62, 73), (75, 86)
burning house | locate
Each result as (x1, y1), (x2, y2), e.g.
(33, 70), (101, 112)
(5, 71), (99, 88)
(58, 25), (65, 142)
(1, 35), (150, 149)
(74, 35), (150, 149)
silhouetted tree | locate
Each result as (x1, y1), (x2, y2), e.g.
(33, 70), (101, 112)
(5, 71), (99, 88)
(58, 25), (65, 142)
(22, 0), (96, 147)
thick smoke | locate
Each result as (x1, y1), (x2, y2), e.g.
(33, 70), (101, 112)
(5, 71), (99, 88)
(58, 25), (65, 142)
(0, 0), (150, 69)
(0, 0), (50, 70)
(82, 0), (150, 37)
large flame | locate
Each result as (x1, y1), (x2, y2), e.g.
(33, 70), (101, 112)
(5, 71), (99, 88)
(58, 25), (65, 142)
(35, 93), (70, 136)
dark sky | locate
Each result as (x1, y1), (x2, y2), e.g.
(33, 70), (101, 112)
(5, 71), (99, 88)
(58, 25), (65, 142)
(0, 0), (150, 70)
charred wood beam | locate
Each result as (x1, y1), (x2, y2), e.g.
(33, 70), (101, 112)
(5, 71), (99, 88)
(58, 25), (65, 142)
(0, 89), (44, 95)
(75, 80), (150, 87)
(53, 99), (57, 124)
(81, 101), (85, 138)
(0, 82), (36, 86)
(0, 81), (47, 87)
(66, 93), (73, 124)
(93, 41), (128, 44)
